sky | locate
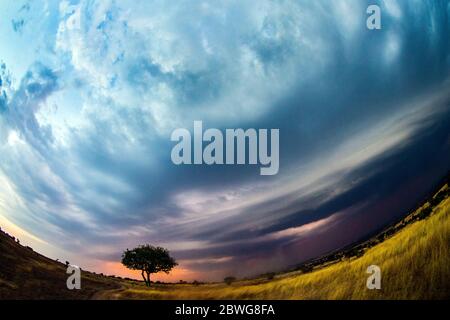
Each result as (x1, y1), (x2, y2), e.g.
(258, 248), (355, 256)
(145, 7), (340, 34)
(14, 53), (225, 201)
(0, 0), (450, 282)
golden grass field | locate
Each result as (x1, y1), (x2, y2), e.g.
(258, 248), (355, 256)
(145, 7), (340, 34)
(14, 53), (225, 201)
(1, 183), (449, 300)
(96, 184), (450, 300)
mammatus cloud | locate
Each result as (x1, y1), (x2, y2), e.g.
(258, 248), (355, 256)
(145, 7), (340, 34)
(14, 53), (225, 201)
(0, 0), (449, 280)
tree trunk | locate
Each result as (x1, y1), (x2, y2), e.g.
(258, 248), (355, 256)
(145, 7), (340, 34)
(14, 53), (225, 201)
(141, 270), (149, 286)
(146, 271), (151, 286)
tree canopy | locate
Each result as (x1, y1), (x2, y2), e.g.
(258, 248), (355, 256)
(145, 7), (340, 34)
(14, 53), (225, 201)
(121, 245), (177, 286)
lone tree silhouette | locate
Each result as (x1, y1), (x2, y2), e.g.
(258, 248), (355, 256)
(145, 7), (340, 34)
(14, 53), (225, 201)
(121, 245), (177, 286)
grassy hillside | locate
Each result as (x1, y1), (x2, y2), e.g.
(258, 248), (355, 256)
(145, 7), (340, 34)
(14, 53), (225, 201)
(0, 229), (121, 299)
(1, 183), (449, 300)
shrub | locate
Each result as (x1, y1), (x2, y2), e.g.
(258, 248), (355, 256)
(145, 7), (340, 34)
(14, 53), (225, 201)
(224, 276), (236, 285)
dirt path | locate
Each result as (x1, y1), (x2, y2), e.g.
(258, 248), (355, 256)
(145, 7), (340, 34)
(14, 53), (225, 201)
(90, 285), (127, 300)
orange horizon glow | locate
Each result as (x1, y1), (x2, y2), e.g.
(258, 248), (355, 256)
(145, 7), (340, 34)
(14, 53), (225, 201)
(100, 261), (208, 283)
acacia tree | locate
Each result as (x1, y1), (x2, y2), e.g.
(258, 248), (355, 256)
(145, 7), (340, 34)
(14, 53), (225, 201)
(121, 245), (177, 286)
